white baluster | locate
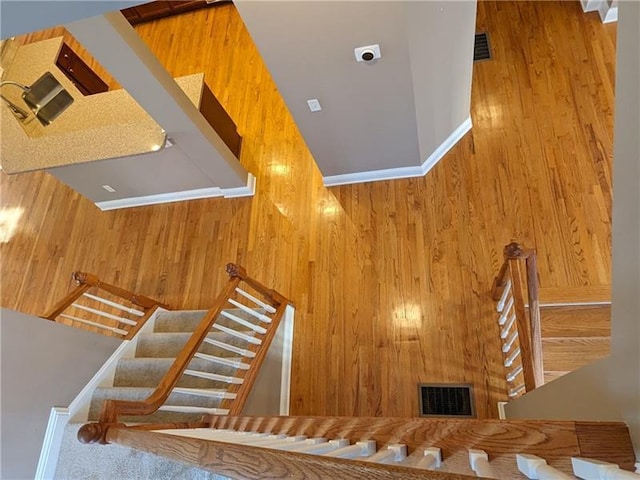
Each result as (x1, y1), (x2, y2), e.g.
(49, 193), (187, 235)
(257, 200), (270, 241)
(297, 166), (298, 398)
(503, 329), (519, 352)
(82, 292), (145, 316)
(498, 297), (515, 324)
(235, 287), (276, 313)
(59, 314), (128, 335)
(517, 454), (573, 479)
(246, 436), (306, 447)
(415, 447), (442, 470)
(507, 364), (524, 382)
(220, 310), (267, 334)
(272, 438), (326, 451)
(326, 440), (377, 459)
(227, 299), (272, 323)
(194, 352), (250, 370)
(203, 338), (256, 358)
(237, 434), (288, 445)
(295, 439), (349, 455)
(469, 449), (498, 478)
(183, 369), (244, 384)
(501, 312), (517, 338)
(212, 324), (262, 345)
(504, 347), (521, 367)
(572, 457), (640, 479)
(496, 279), (513, 312)
(71, 303), (138, 325)
(509, 384), (526, 397)
(286, 438), (328, 452)
(362, 444), (406, 464)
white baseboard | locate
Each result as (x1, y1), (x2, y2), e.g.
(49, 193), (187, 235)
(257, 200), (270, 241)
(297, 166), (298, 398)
(322, 116), (472, 187)
(279, 305), (295, 416)
(95, 173), (256, 211)
(34, 309), (162, 480)
(497, 401), (508, 420)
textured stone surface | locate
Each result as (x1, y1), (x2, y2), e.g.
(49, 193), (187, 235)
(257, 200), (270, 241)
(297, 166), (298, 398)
(0, 37), (204, 173)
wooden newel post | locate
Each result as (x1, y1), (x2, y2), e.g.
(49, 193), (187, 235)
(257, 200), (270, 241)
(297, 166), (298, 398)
(77, 422), (125, 445)
(503, 242), (545, 390)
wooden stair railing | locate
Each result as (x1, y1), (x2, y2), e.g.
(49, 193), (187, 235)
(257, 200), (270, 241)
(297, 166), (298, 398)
(492, 243), (544, 397)
(77, 415), (637, 479)
(78, 263), (291, 442)
(42, 271), (170, 339)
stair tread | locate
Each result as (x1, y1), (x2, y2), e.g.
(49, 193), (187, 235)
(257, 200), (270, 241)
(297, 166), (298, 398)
(136, 331), (255, 358)
(540, 305), (610, 337)
(113, 357), (239, 388)
(542, 337), (610, 372)
(155, 308), (266, 333)
(88, 386), (226, 421)
(538, 285), (610, 304)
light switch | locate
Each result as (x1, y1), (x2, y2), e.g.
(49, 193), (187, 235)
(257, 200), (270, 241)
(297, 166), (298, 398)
(307, 99), (322, 112)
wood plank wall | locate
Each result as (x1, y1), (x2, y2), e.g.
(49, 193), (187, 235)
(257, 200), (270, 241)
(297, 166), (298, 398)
(0, 2), (616, 419)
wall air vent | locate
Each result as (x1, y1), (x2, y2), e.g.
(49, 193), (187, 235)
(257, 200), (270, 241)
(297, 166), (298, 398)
(474, 32), (492, 62)
(418, 383), (476, 417)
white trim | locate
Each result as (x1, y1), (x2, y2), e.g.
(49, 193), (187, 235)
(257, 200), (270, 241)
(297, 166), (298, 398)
(598, 0), (617, 23)
(497, 402), (507, 420)
(34, 309), (163, 480)
(279, 305), (295, 415)
(323, 116), (472, 187)
(580, 0), (602, 12)
(34, 407), (69, 480)
(221, 173), (256, 198)
(95, 173), (256, 211)
(539, 300), (611, 308)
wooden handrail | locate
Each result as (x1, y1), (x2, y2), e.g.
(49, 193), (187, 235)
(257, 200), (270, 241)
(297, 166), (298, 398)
(79, 263), (291, 439)
(493, 243), (544, 391)
(42, 271), (169, 339)
(78, 416), (635, 478)
(101, 427), (473, 479)
(226, 263), (288, 306)
(97, 275), (242, 424)
(42, 283), (91, 320)
(73, 272), (170, 310)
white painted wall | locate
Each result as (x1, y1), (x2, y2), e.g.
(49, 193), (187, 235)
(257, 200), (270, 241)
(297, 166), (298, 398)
(234, 1), (476, 181)
(0, 309), (120, 480)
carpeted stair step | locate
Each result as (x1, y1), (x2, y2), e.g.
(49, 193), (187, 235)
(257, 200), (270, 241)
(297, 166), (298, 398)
(89, 386), (233, 422)
(155, 308), (267, 334)
(113, 357), (241, 389)
(135, 331), (256, 358)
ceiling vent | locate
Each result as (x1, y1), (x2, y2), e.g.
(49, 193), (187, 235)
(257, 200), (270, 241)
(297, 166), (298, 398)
(474, 32), (492, 62)
(418, 383), (476, 417)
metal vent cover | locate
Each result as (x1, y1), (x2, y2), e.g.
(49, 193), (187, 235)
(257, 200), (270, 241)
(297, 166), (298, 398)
(474, 32), (492, 62)
(418, 383), (476, 417)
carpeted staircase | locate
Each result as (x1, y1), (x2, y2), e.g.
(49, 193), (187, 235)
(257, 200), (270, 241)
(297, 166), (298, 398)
(54, 307), (269, 479)
(87, 308), (262, 424)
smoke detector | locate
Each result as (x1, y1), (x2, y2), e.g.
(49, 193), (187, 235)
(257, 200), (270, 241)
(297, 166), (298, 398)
(354, 44), (381, 63)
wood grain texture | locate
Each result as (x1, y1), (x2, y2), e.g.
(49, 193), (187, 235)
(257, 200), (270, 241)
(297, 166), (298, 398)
(575, 422), (637, 472)
(0, 1), (616, 418)
(204, 415), (634, 477)
(542, 337), (610, 372)
(509, 260), (542, 390)
(106, 428), (478, 480)
(540, 305), (611, 337)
